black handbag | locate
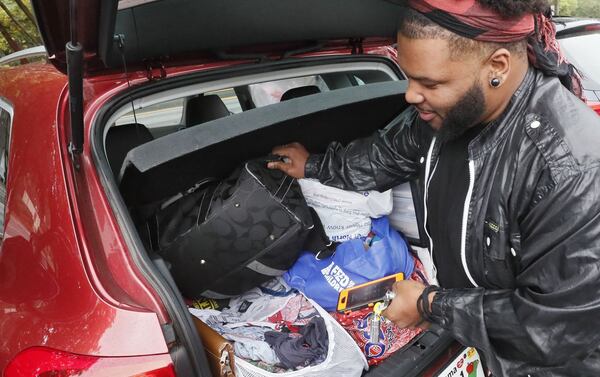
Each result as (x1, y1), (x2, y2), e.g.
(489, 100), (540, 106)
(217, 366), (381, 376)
(147, 158), (324, 298)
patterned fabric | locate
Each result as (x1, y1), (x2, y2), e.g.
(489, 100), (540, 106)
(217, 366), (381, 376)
(407, 0), (534, 42)
(267, 294), (321, 327)
(332, 258), (427, 366)
(407, 0), (583, 99)
(333, 308), (422, 366)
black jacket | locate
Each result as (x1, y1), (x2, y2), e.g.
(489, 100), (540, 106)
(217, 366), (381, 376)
(304, 69), (600, 376)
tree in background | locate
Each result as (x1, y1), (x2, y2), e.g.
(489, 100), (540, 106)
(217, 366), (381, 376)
(12, 0), (35, 24)
(0, 0), (40, 56)
(574, 0), (600, 17)
(0, 1), (38, 45)
(556, 0), (600, 17)
(0, 19), (22, 54)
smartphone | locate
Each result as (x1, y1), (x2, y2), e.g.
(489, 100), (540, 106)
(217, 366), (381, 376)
(336, 272), (404, 313)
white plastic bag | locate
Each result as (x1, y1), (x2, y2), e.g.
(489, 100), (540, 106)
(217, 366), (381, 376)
(298, 179), (393, 242)
(234, 297), (368, 377)
(190, 277), (367, 377)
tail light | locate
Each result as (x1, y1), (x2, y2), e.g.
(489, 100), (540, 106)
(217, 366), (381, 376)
(588, 101), (600, 116)
(584, 24), (600, 32)
(5, 347), (175, 377)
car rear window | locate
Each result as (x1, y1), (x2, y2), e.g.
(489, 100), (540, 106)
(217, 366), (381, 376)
(558, 32), (600, 83)
(111, 66), (398, 137)
(116, 98), (185, 129)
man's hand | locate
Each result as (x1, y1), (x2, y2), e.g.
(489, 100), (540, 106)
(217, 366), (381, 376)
(382, 280), (434, 329)
(267, 142), (309, 179)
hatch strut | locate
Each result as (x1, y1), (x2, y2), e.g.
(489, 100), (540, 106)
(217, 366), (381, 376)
(66, 0), (84, 168)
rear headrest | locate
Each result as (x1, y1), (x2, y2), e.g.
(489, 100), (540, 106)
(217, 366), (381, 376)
(105, 123), (154, 178)
(280, 85), (321, 101)
(184, 95), (230, 127)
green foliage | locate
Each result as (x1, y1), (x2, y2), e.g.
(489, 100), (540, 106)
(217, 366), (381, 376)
(558, 0), (579, 15)
(576, 0), (600, 17)
(0, 0), (41, 56)
(559, 0), (600, 17)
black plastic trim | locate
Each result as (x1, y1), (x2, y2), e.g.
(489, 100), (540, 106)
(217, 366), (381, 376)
(363, 325), (456, 377)
(122, 81), (408, 174)
(104, 0), (403, 67)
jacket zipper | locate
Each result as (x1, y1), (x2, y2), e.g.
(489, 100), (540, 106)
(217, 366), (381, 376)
(461, 160), (478, 287)
(423, 137), (438, 281)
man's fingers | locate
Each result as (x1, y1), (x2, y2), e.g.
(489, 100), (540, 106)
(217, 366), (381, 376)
(267, 160), (285, 170)
(269, 142), (307, 179)
(381, 308), (390, 319)
(267, 161), (283, 170)
(381, 301), (399, 323)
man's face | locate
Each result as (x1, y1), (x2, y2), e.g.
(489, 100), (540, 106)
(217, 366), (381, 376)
(396, 34), (488, 136)
(437, 80), (486, 142)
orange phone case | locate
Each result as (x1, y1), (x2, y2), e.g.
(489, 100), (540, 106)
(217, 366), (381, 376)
(336, 272), (404, 313)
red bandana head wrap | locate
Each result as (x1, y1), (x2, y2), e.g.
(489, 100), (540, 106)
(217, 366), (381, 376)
(406, 0), (583, 99)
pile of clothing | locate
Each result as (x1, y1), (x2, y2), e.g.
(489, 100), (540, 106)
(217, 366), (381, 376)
(190, 278), (329, 373)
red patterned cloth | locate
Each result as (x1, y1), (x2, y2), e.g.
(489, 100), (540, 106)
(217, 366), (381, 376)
(408, 0), (534, 42)
(332, 257), (427, 366)
(333, 308), (422, 366)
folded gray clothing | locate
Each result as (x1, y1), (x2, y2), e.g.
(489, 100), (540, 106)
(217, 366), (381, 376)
(229, 335), (280, 365)
(264, 316), (328, 369)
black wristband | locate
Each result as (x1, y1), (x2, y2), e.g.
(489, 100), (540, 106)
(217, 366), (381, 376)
(304, 153), (324, 179)
(416, 293), (427, 325)
(417, 285), (441, 323)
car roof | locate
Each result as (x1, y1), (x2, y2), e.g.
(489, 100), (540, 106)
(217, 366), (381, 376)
(552, 17), (600, 36)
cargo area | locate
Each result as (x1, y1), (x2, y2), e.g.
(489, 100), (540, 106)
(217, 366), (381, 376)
(99, 63), (458, 376)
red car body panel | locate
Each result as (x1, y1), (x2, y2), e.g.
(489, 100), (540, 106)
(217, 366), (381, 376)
(0, 63), (168, 372)
(5, 348), (175, 376)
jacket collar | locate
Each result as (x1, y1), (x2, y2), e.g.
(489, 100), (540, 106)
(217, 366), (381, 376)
(468, 67), (537, 160)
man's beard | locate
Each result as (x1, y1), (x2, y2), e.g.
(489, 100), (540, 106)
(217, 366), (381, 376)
(436, 80), (486, 143)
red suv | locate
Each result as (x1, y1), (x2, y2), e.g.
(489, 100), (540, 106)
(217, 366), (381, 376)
(0, 1), (485, 376)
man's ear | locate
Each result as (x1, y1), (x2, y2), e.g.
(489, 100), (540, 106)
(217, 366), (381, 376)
(486, 48), (511, 86)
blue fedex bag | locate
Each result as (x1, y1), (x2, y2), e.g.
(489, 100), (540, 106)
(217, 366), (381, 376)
(284, 216), (414, 311)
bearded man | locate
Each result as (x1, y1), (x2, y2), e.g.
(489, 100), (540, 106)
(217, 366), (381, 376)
(268, 0), (600, 375)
